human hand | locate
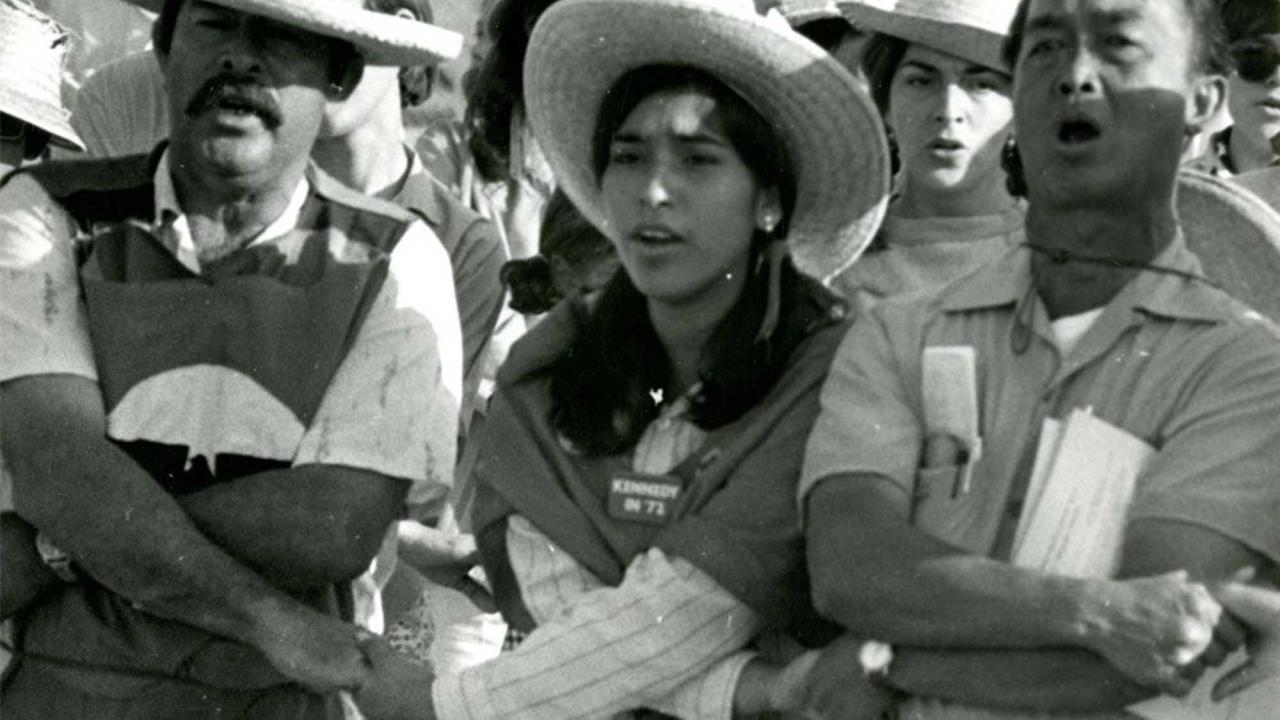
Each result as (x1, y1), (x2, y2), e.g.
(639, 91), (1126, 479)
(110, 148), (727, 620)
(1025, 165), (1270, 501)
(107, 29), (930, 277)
(396, 521), (495, 612)
(1087, 570), (1222, 695)
(252, 604), (371, 694)
(1212, 569), (1280, 701)
(352, 632), (437, 720)
(770, 634), (897, 719)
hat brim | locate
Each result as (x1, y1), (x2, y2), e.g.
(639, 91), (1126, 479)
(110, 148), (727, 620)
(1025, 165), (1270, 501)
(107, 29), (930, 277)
(1177, 169), (1280, 323)
(837, 3), (1010, 71)
(124, 0), (462, 66)
(525, 0), (890, 282)
(0, 86), (84, 152)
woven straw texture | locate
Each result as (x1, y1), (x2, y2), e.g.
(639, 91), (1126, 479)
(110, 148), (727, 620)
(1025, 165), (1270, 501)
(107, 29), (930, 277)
(524, 0), (890, 282)
(1177, 169), (1280, 322)
(126, 0), (462, 65)
(836, 0), (1018, 70)
(0, 0), (82, 150)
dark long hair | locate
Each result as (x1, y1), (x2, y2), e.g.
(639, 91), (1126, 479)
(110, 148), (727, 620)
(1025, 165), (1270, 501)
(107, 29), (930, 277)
(464, 0), (560, 183)
(547, 65), (833, 457)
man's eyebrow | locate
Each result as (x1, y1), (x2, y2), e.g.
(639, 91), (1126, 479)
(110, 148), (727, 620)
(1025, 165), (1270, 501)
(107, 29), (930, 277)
(1024, 14), (1070, 35)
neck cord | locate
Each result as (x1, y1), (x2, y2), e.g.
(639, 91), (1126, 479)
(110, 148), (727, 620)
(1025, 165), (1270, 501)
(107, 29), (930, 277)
(1009, 242), (1217, 354)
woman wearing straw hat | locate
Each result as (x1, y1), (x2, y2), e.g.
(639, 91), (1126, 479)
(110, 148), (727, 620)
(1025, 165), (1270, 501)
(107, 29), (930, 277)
(827, 0), (1023, 309)
(351, 0), (892, 718)
(0, 0), (83, 174)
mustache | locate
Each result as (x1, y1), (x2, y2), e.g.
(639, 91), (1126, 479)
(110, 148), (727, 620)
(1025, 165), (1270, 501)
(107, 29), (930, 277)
(184, 73), (283, 129)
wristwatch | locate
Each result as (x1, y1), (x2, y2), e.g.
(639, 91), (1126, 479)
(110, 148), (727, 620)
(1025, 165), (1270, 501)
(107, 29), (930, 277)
(858, 639), (895, 684)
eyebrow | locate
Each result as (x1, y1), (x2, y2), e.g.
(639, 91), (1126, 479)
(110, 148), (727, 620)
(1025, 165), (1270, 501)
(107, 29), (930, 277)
(611, 131), (729, 146)
(899, 60), (940, 74)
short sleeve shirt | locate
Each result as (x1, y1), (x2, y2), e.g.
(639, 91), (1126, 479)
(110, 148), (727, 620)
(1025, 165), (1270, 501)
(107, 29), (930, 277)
(801, 239), (1280, 565)
(0, 152), (462, 506)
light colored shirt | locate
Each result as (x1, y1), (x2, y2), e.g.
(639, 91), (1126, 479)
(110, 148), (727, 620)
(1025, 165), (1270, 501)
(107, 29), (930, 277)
(830, 205), (1026, 312)
(62, 49), (168, 159)
(0, 153), (464, 630)
(433, 401), (757, 720)
(804, 238), (1280, 565)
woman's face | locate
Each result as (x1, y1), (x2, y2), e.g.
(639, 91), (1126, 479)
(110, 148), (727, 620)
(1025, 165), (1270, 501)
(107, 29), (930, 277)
(887, 43), (1013, 199)
(600, 88), (777, 307)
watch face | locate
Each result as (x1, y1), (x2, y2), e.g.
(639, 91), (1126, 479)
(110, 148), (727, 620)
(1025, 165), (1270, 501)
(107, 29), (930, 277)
(859, 640), (894, 675)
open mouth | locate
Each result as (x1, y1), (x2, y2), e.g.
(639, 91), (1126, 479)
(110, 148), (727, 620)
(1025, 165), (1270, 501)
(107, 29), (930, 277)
(929, 138), (965, 152)
(1058, 118), (1101, 144)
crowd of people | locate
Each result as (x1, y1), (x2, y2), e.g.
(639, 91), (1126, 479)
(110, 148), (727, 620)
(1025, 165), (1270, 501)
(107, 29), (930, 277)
(0, 0), (1279, 718)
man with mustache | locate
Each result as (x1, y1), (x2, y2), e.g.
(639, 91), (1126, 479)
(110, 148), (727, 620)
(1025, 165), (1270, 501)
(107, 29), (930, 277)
(0, 0), (463, 716)
(796, 0), (1280, 716)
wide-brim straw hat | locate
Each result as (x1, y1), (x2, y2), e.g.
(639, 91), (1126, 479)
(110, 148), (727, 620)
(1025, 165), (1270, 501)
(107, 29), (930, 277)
(835, 0), (1018, 71)
(125, 0), (462, 66)
(1176, 169), (1280, 322)
(524, 0), (891, 282)
(0, 0), (83, 151)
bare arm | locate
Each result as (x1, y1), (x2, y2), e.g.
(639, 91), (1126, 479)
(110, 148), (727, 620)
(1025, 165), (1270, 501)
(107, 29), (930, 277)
(2, 374), (369, 691)
(865, 521), (1262, 711)
(177, 465), (408, 591)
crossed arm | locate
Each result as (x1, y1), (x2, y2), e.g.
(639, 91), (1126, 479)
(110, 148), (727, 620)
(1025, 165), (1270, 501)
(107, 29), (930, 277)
(805, 476), (1262, 712)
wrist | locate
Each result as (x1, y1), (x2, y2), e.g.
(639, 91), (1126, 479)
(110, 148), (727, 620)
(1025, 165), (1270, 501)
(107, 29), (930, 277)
(1059, 576), (1117, 651)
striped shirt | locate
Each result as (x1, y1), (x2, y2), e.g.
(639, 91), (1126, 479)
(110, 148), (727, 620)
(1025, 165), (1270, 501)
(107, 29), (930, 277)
(433, 398), (758, 719)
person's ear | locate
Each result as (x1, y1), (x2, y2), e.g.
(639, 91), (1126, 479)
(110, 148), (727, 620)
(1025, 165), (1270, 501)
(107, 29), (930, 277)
(1186, 73), (1227, 137)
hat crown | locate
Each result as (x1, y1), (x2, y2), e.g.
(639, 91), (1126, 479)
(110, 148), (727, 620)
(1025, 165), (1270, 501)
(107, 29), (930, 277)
(0, 0), (81, 149)
(841, 0), (1017, 36)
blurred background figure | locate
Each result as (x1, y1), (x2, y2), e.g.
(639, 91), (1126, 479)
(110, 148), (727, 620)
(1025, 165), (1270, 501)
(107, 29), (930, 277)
(1188, 0), (1280, 176)
(417, 0), (560, 262)
(0, 0), (83, 174)
(825, 0), (1022, 309)
(780, 0), (870, 87)
(499, 190), (619, 317)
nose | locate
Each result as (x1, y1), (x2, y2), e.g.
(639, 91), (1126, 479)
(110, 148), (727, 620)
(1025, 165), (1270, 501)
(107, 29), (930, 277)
(935, 82), (968, 125)
(1057, 48), (1100, 98)
(641, 165), (674, 208)
(217, 22), (264, 75)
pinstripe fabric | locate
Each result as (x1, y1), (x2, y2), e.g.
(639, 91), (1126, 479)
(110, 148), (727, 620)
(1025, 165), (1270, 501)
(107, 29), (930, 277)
(433, 405), (758, 719)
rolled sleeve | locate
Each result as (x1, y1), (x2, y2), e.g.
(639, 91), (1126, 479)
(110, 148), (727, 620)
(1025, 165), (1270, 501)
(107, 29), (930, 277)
(1129, 325), (1280, 565)
(799, 310), (922, 513)
(294, 222), (463, 506)
(0, 174), (97, 383)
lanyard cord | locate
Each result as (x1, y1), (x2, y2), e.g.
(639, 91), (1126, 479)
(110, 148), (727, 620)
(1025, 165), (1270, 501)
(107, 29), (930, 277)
(1010, 242), (1218, 355)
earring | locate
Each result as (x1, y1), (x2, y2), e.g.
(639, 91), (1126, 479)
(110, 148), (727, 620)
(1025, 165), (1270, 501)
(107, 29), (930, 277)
(328, 81), (344, 95)
(758, 210), (779, 234)
(1001, 137), (1027, 198)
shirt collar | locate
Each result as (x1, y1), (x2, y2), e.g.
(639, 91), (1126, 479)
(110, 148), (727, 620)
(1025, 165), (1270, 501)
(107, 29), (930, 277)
(152, 148), (312, 274)
(939, 233), (1228, 325)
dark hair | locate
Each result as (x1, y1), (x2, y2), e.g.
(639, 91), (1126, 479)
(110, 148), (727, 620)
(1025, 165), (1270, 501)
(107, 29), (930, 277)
(796, 17), (859, 51)
(1001, 0), (1232, 76)
(365, 0), (435, 107)
(153, 0), (361, 87)
(464, 0), (561, 183)
(860, 32), (909, 115)
(547, 65), (817, 457)
(501, 190), (618, 314)
(1221, 0), (1280, 43)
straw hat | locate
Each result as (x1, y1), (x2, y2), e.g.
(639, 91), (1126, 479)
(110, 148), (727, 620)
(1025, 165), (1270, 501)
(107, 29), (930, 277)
(835, 0), (1018, 71)
(1176, 169), (1280, 322)
(779, 0), (842, 25)
(524, 0), (891, 282)
(126, 0), (463, 66)
(0, 0), (83, 151)
(1233, 165), (1280, 216)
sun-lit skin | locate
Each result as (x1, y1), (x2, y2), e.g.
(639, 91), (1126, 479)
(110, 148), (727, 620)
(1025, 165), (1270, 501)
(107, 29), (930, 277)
(159, 1), (336, 198)
(600, 89), (779, 311)
(1013, 0), (1221, 212)
(887, 43), (1015, 218)
(1225, 53), (1280, 172)
(1014, 0), (1225, 317)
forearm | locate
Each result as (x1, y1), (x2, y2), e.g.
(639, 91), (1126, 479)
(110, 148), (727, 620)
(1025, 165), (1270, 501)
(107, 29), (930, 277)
(807, 477), (1099, 649)
(4, 376), (310, 647)
(177, 465), (409, 590)
(889, 646), (1154, 712)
